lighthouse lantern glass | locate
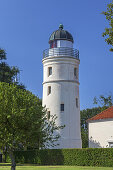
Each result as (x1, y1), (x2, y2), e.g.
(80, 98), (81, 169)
(50, 40), (57, 48)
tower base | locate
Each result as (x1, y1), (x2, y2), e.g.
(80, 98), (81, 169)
(49, 138), (82, 149)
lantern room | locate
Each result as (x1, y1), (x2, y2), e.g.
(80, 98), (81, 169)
(43, 24), (79, 59)
(49, 24), (74, 48)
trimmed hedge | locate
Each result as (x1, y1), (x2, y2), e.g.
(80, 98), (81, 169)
(14, 148), (113, 167)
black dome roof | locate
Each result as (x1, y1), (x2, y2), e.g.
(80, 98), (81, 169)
(49, 24), (74, 43)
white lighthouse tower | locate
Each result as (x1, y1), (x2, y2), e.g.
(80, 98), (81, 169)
(42, 24), (82, 149)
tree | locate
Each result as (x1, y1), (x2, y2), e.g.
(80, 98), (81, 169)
(81, 128), (88, 148)
(93, 94), (113, 110)
(0, 82), (63, 170)
(0, 48), (25, 89)
(80, 107), (102, 148)
(102, 1), (113, 51)
(0, 48), (6, 60)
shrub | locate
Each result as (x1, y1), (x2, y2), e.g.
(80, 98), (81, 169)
(14, 148), (113, 167)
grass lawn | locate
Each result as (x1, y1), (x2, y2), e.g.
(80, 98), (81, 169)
(0, 166), (113, 170)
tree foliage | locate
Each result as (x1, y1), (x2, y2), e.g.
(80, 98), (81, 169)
(0, 82), (63, 170)
(0, 48), (24, 89)
(102, 1), (113, 51)
(93, 94), (113, 109)
(0, 48), (6, 60)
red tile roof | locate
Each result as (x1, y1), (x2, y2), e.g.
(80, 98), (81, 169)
(87, 106), (113, 122)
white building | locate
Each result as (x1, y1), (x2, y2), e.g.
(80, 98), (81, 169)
(87, 106), (113, 148)
(42, 24), (82, 149)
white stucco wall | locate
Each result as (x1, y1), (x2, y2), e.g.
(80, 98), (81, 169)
(88, 119), (113, 148)
(43, 57), (79, 82)
(42, 55), (82, 149)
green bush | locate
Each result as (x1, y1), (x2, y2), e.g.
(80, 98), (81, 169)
(14, 148), (113, 167)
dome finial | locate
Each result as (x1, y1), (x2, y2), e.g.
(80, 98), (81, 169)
(59, 24), (63, 29)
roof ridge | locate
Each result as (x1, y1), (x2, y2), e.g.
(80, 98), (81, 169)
(87, 105), (113, 122)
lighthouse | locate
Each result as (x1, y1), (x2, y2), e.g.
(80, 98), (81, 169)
(42, 24), (82, 149)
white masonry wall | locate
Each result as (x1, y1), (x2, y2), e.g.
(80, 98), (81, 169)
(42, 56), (82, 149)
(88, 119), (113, 148)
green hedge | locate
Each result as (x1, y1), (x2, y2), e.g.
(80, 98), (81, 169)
(14, 148), (113, 167)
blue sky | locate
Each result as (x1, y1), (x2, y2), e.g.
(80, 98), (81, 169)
(0, 0), (112, 110)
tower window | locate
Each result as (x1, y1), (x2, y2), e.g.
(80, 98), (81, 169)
(47, 111), (50, 120)
(76, 98), (78, 108)
(61, 104), (64, 111)
(48, 67), (52, 76)
(48, 86), (51, 95)
(74, 68), (77, 78)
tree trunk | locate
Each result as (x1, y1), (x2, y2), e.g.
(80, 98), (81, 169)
(4, 152), (7, 163)
(10, 152), (16, 170)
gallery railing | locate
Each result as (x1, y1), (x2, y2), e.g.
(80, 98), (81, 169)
(43, 47), (79, 59)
